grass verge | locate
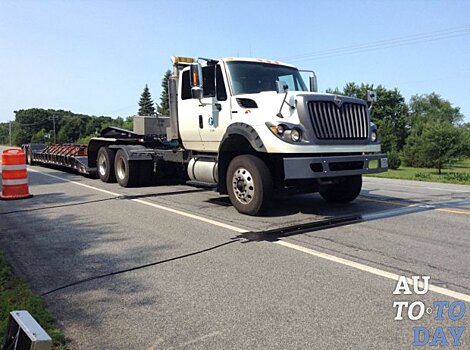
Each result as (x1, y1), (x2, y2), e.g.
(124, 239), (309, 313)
(0, 252), (67, 349)
(366, 158), (470, 185)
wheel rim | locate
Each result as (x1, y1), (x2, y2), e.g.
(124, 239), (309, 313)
(98, 153), (107, 176)
(232, 167), (255, 205)
(116, 156), (126, 180)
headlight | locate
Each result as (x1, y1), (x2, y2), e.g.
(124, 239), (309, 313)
(269, 124), (286, 135)
(267, 122), (304, 143)
(291, 128), (301, 142)
(371, 130), (378, 142)
(276, 124), (286, 135)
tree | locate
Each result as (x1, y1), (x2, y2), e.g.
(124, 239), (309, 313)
(138, 84), (156, 116)
(9, 108), (126, 145)
(157, 70), (172, 116)
(458, 122), (470, 157)
(327, 83), (408, 152)
(403, 121), (466, 173)
(408, 93), (463, 126)
(31, 129), (47, 143)
(57, 116), (86, 143)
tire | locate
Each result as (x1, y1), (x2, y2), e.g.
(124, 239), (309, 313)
(319, 175), (362, 203)
(97, 147), (116, 183)
(114, 149), (140, 187)
(26, 148), (35, 165)
(226, 155), (272, 215)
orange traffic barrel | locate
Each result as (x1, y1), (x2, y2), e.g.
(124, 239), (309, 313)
(1, 148), (33, 200)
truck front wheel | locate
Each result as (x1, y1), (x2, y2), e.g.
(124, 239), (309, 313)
(97, 147), (116, 183)
(226, 155), (272, 216)
(319, 175), (362, 203)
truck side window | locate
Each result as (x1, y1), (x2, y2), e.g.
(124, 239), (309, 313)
(202, 66), (215, 98)
(181, 70), (191, 100)
(216, 65), (227, 101)
(181, 65), (226, 100)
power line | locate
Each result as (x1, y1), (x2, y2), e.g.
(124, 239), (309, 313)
(13, 119), (50, 127)
(100, 104), (137, 116)
(282, 25), (470, 62)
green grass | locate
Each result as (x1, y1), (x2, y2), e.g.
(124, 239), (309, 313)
(0, 252), (67, 349)
(366, 158), (470, 185)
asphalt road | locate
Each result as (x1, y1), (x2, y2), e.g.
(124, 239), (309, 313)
(1, 156), (469, 349)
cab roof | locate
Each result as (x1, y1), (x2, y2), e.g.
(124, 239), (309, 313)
(221, 57), (297, 68)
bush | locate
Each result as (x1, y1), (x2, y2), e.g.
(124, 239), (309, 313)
(443, 172), (470, 183)
(414, 172), (431, 180)
(76, 134), (96, 145)
(387, 149), (401, 169)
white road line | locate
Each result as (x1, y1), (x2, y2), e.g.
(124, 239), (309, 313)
(275, 241), (470, 303)
(28, 168), (248, 233)
(29, 167), (470, 302)
(28, 168), (121, 196)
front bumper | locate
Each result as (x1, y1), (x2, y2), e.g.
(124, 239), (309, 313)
(283, 154), (388, 180)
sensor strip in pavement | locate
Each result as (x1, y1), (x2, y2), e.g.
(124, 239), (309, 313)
(27, 167), (470, 303)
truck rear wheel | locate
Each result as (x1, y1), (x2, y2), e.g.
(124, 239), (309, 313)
(319, 175), (362, 203)
(97, 147), (116, 183)
(114, 149), (140, 187)
(226, 155), (272, 216)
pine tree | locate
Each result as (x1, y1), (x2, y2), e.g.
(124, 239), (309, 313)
(157, 70), (172, 116)
(138, 84), (156, 116)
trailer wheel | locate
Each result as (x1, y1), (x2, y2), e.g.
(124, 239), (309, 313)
(319, 175), (362, 203)
(226, 155), (272, 216)
(114, 149), (140, 187)
(26, 147), (35, 165)
(97, 147), (116, 183)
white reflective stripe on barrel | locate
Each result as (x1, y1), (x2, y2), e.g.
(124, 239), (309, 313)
(2, 164), (27, 171)
(2, 178), (28, 185)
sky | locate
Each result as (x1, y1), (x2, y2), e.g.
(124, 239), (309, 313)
(1, 0), (469, 123)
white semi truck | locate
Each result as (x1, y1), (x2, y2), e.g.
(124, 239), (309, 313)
(25, 56), (388, 215)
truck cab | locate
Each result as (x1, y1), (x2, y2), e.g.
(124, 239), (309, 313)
(172, 57), (387, 214)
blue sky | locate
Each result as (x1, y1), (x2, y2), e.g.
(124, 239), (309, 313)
(1, 0), (469, 123)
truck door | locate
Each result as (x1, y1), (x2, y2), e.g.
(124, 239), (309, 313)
(197, 64), (231, 152)
(178, 68), (204, 151)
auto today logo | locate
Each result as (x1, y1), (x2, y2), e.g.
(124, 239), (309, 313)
(393, 276), (466, 347)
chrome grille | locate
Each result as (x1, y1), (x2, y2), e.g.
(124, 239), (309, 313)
(308, 101), (369, 140)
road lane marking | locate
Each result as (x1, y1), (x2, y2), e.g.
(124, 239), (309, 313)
(437, 208), (470, 215)
(29, 167), (470, 302)
(276, 240), (470, 303)
(28, 168), (248, 233)
(28, 168), (121, 197)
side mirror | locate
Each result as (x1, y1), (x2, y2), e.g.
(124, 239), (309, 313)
(190, 63), (203, 99)
(276, 81), (288, 94)
(367, 90), (377, 103)
(309, 74), (318, 92)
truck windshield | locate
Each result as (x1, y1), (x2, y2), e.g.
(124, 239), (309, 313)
(227, 61), (308, 95)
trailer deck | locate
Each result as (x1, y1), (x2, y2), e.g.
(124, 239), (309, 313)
(23, 144), (97, 177)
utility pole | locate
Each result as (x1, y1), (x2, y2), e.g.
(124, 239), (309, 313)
(9, 120), (12, 146)
(52, 115), (56, 144)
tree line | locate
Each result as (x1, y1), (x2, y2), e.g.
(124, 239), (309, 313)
(0, 70), (171, 147)
(1, 72), (469, 173)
